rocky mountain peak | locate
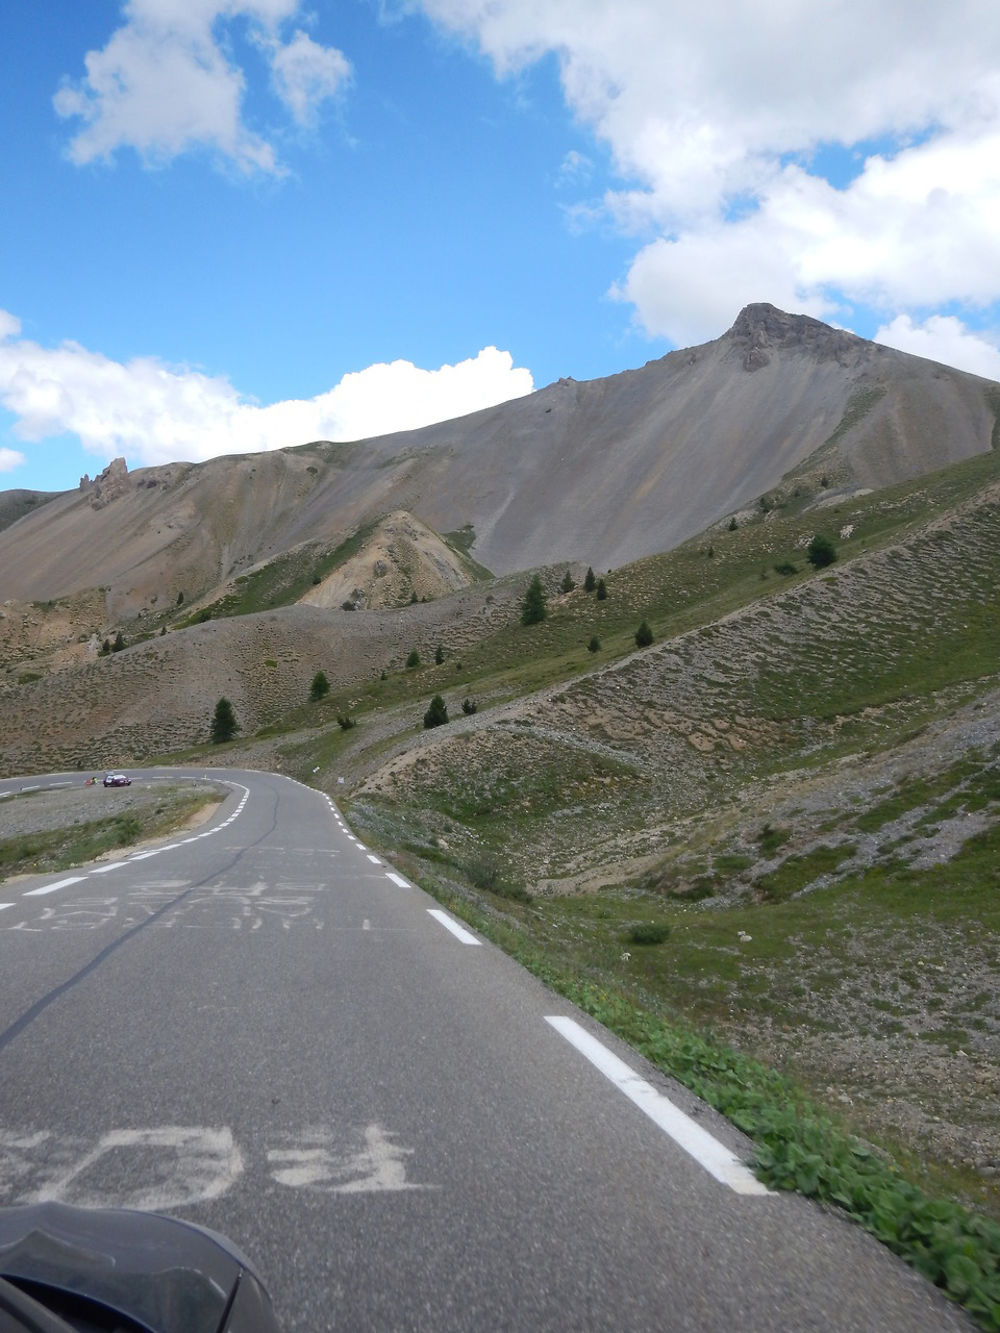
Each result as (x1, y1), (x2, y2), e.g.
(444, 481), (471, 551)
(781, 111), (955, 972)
(727, 303), (865, 371)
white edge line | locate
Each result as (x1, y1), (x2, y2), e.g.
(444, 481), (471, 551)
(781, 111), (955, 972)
(545, 1016), (770, 1196)
(25, 876), (87, 897)
(427, 908), (482, 946)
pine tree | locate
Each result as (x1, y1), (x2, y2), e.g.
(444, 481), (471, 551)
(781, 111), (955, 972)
(806, 534), (837, 568)
(309, 670), (330, 701)
(210, 697), (238, 743)
(596, 578), (607, 601)
(423, 695), (449, 729)
(521, 574), (548, 625)
(635, 620), (654, 648)
(560, 570), (575, 593)
(584, 566), (596, 592)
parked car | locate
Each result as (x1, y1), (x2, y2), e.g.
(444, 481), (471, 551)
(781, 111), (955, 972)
(103, 773), (131, 787)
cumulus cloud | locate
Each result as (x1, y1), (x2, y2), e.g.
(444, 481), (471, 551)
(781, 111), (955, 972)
(0, 313), (534, 471)
(54, 1), (350, 171)
(875, 315), (1000, 382)
(267, 29), (351, 127)
(0, 448), (25, 474)
(416, 0), (1000, 338)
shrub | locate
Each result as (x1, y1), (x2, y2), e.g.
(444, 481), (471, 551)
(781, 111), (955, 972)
(341, 599), (357, 611)
(635, 620), (654, 648)
(560, 570), (575, 593)
(807, 534), (837, 568)
(337, 715), (356, 730)
(210, 697), (238, 744)
(462, 698), (477, 715)
(521, 574), (548, 625)
(728, 517), (738, 531)
(588, 636), (600, 653)
(596, 578), (608, 601)
(774, 561), (798, 576)
(423, 695), (449, 728)
(309, 670), (330, 702)
(627, 922), (671, 946)
(406, 649), (421, 669)
(435, 644), (444, 665)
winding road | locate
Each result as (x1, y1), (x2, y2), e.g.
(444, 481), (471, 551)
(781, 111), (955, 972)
(0, 768), (970, 1330)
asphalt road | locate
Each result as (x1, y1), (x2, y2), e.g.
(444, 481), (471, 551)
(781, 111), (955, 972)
(0, 768), (972, 1331)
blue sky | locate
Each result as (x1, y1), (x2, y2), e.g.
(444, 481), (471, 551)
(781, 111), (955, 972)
(3, 1), (1000, 493)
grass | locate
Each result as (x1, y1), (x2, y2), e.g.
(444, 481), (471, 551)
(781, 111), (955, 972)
(369, 828), (1000, 1327)
(0, 790), (219, 881)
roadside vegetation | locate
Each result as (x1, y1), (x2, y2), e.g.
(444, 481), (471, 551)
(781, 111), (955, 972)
(0, 786), (220, 882)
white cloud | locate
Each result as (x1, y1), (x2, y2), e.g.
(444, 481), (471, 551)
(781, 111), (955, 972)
(268, 29), (351, 127)
(416, 0), (1000, 337)
(875, 315), (1000, 382)
(0, 313), (534, 470)
(54, 1), (350, 172)
(0, 448), (25, 474)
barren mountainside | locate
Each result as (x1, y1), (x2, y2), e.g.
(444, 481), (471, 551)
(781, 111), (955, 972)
(1, 305), (997, 622)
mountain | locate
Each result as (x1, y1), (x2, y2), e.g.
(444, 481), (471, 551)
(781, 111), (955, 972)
(1, 305), (997, 624)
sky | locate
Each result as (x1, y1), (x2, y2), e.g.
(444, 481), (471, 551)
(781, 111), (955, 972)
(3, 1), (1000, 493)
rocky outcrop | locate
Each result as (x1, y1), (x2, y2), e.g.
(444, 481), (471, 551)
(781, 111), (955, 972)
(728, 303), (866, 371)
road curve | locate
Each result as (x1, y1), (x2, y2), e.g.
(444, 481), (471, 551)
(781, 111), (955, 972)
(0, 767), (971, 1330)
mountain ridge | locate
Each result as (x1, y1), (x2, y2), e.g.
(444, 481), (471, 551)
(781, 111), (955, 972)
(1, 305), (997, 621)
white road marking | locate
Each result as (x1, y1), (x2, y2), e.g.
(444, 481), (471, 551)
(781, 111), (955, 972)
(545, 1017), (770, 1196)
(386, 873), (410, 889)
(89, 862), (127, 874)
(427, 909), (481, 945)
(25, 876), (87, 897)
(267, 1125), (433, 1193)
(128, 850), (161, 861)
(23, 1126), (244, 1210)
(366, 854), (382, 865)
(0, 903), (13, 911)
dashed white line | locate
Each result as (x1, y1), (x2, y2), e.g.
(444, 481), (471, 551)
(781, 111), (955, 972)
(366, 854), (382, 865)
(89, 862), (127, 874)
(427, 909), (481, 946)
(0, 903), (13, 911)
(25, 876), (87, 898)
(545, 1016), (770, 1196)
(386, 873), (410, 889)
